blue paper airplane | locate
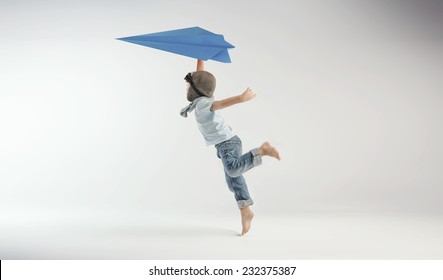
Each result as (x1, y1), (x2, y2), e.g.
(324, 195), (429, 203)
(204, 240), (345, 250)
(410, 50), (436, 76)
(117, 26), (235, 63)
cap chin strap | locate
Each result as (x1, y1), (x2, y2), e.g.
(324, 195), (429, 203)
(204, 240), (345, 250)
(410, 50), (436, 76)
(185, 73), (206, 97)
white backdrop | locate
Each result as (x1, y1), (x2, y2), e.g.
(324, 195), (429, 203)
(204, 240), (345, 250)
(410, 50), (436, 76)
(1, 0), (442, 224)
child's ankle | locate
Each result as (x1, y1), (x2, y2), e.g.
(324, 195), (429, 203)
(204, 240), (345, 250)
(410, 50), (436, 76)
(258, 147), (265, 156)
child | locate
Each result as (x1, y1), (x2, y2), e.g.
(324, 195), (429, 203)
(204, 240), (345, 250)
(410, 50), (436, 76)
(180, 59), (280, 235)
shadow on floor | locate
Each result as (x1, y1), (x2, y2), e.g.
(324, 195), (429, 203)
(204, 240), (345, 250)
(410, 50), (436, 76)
(101, 224), (240, 239)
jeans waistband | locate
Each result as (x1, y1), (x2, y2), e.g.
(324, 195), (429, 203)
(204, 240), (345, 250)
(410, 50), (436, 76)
(215, 135), (240, 148)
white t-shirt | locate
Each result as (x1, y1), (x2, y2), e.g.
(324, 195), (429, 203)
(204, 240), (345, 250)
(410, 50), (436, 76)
(193, 97), (235, 145)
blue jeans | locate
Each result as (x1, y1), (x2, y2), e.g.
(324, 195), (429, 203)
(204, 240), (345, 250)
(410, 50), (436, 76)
(215, 135), (262, 209)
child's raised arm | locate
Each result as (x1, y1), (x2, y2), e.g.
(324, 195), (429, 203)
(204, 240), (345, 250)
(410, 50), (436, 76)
(196, 59), (204, 71)
(211, 87), (256, 111)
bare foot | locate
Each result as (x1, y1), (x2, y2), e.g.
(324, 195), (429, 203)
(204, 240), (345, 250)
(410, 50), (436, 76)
(240, 206), (254, 236)
(258, 142), (281, 160)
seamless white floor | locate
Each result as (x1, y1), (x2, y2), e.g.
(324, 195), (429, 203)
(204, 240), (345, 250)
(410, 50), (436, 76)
(1, 211), (442, 259)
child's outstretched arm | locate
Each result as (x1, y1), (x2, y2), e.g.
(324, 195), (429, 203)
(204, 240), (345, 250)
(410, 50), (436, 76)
(211, 88), (256, 111)
(196, 59), (204, 71)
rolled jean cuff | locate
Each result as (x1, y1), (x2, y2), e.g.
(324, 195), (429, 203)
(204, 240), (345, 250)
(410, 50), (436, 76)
(251, 148), (262, 167)
(237, 198), (254, 209)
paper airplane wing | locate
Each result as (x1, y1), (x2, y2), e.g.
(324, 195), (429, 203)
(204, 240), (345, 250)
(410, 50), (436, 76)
(117, 27), (235, 63)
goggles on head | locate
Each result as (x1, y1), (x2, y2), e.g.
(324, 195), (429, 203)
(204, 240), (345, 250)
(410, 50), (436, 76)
(185, 72), (206, 97)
